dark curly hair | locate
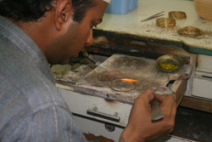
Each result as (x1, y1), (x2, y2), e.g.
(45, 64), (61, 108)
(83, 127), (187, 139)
(0, 0), (96, 22)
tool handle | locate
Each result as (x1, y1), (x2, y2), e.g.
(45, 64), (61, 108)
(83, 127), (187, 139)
(151, 99), (163, 121)
(151, 86), (176, 121)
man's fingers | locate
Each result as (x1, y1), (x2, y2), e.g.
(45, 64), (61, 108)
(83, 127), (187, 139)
(154, 94), (177, 121)
(130, 89), (155, 121)
(136, 89), (154, 103)
(155, 94), (168, 102)
(155, 94), (175, 104)
(144, 120), (175, 140)
(170, 102), (177, 120)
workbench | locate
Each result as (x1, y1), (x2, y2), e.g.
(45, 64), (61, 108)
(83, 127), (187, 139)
(95, 0), (212, 112)
(57, 0), (212, 141)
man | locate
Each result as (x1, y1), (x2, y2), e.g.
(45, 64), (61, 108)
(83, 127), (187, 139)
(0, 0), (176, 141)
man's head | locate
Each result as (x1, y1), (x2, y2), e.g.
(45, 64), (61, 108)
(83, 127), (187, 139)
(0, 0), (109, 63)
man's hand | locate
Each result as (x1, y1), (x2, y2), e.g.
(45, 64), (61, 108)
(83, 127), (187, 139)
(119, 89), (177, 142)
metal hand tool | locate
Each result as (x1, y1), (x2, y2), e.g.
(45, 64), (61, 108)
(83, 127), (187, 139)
(141, 11), (165, 22)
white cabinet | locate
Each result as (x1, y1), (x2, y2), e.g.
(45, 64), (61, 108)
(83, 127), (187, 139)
(191, 55), (212, 100)
(60, 88), (132, 127)
(72, 115), (123, 141)
(60, 88), (197, 142)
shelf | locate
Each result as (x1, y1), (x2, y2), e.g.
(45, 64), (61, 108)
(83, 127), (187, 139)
(97, 0), (212, 55)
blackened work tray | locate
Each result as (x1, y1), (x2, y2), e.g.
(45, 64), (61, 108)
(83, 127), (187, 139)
(72, 54), (191, 104)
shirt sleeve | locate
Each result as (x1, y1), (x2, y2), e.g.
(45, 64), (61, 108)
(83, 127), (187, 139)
(3, 105), (87, 142)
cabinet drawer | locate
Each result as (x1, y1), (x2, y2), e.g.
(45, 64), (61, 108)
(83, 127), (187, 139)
(72, 115), (123, 142)
(73, 115), (197, 142)
(60, 88), (132, 127)
(197, 55), (212, 73)
(192, 77), (212, 100)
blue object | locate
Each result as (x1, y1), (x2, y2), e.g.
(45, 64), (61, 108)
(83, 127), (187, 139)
(106, 0), (138, 14)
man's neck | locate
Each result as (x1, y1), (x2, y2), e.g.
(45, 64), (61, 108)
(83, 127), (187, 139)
(12, 18), (52, 55)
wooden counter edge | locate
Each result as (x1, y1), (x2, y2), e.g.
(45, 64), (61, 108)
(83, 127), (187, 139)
(180, 96), (212, 113)
(163, 79), (212, 113)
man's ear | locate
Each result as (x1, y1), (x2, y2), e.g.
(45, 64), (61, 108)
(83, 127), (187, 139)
(54, 0), (73, 31)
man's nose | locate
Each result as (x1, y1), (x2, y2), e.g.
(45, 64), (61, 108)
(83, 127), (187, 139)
(85, 29), (93, 46)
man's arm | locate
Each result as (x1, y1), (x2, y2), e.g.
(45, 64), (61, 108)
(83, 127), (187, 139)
(4, 105), (87, 142)
(120, 89), (177, 142)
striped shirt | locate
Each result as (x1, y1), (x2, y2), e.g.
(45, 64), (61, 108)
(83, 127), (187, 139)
(0, 16), (87, 142)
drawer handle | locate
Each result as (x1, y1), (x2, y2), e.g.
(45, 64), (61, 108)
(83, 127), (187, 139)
(201, 75), (212, 80)
(87, 109), (120, 122)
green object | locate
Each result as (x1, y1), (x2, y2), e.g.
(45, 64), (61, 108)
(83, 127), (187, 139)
(51, 64), (71, 78)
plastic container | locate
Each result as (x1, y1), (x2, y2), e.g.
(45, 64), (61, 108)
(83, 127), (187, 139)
(105, 0), (138, 14)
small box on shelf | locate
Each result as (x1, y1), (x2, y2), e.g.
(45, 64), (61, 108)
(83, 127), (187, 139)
(105, 0), (138, 14)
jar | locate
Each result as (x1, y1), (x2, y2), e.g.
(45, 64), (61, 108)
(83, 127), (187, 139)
(194, 0), (212, 21)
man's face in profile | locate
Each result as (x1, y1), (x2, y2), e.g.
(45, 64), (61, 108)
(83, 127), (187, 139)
(46, 0), (108, 64)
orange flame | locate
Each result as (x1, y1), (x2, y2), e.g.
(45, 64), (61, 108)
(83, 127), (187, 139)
(121, 78), (138, 83)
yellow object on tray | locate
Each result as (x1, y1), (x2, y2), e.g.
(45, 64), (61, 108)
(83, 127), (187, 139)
(156, 55), (184, 72)
(159, 63), (180, 72)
